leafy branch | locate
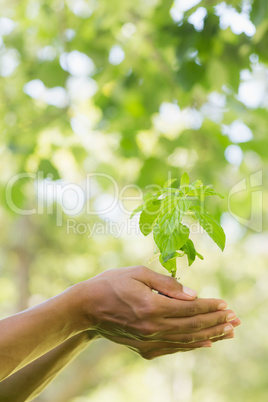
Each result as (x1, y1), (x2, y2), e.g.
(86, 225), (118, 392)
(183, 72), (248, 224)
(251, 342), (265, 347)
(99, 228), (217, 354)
(131, 172), (226, 278)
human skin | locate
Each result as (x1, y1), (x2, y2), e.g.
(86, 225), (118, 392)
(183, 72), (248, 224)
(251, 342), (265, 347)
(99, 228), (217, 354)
(0, 266), (241, 399)
(0, 332), (95, 402)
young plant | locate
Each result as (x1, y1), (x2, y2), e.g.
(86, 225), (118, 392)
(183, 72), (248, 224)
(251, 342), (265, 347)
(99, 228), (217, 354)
(131, 172), (226, 278)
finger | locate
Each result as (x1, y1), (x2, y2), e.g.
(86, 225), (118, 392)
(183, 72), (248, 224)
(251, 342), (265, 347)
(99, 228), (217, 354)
(211, 331), (235, 343)
(229, 317), (241, 328)
(136, 266), (198, 300)
(184, 322), (234, 343)
(164, 309), (236, 334)
(105, 334), (213, 354)
(141, 348), (191, 359)
(151, 293), (228, 318)
(141, 340), (213, 360)
(147, 322), (234, 344)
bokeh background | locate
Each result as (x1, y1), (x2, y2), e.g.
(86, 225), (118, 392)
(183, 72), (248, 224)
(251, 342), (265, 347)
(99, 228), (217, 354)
(0, 0), (268, 401)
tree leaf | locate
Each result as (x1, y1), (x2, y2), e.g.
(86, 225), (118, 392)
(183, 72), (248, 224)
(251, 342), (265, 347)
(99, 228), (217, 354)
(159, 254), (176, 275)
(130, 204), (144, 219)
(163, 178), (177, 188)
(188, 185), (224, 200)
(143, 192), (157, 203)
(203, 187), (225, 199)
(191, 179), (203, 188)
(130, 191), (160, 219)
(139, 200), (162, 236)
(157, 196), (190, 234)
(180, 239), (196, 266)
(180, 172), (190, 192)
(180, 239), (204, 266)
(192, 206), (226, 251)
(153, 222), (190, 261)
(159, 251), (184, 275)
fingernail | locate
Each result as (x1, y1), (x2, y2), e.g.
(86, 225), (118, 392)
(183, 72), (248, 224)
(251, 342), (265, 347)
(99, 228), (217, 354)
(202, 344), (212, 348)
(223, 324), (233, 334)
(226, 313), (236, 322)
(231, 318), (242, 327)
(182, 286), (197, 298)
(218, 302), (228, 310)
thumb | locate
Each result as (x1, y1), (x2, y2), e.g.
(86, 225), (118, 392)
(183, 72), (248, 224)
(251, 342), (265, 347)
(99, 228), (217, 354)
(140, 267), (198, 300)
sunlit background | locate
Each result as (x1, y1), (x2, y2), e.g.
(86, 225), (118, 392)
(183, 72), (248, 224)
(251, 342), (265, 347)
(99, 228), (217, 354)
(0, 0), (268, 401)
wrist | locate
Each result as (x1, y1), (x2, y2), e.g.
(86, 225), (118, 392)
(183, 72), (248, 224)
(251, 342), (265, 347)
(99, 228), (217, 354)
(66, 279), (98, 333)
(71, 330), (99, 345)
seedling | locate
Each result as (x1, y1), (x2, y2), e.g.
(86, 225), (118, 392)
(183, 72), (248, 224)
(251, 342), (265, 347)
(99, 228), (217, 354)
(131, 172), (226, 278)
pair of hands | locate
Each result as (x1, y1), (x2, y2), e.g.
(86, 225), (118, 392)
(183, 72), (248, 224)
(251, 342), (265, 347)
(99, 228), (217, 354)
(78, 266), (241, 360)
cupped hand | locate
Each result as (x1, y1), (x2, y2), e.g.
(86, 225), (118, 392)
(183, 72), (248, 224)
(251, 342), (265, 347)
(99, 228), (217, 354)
(80, 266), (241, 359)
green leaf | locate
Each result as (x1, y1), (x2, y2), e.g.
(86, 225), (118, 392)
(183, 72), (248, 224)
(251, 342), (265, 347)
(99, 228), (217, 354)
(191, 179), (203, 188)
(163, 178), (177, 188)
(159, 251), (184, 275)
(192, 206), (226, 251)
(153, 222), (190, 261)
(180, 172), (190, 194)
(203, 188), (225, 199)
(159, 254), (176, 276)
(157, 196), (190, 234)
(180, 239), (196, 266)
(131, 173), (225, 276)
(180, 239), (204, 266)
(143, 192), (157, 202)
(188, 185), (224, 200)
(130, 191), (160, 219)
(130, 204), (144, 219)
(139, 200), (162, 236)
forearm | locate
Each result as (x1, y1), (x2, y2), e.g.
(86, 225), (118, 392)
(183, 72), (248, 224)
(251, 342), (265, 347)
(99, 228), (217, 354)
(0, 265), (240, 392)
(0, 283), (88, 381)
(0, 331), (96, 402)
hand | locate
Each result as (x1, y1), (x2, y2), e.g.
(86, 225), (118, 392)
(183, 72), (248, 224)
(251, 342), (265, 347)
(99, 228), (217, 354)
(78, 266), (241, 359)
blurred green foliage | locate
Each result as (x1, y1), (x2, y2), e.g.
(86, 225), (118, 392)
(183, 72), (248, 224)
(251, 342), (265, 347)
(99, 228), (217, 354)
(0, 0), (268, 401)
